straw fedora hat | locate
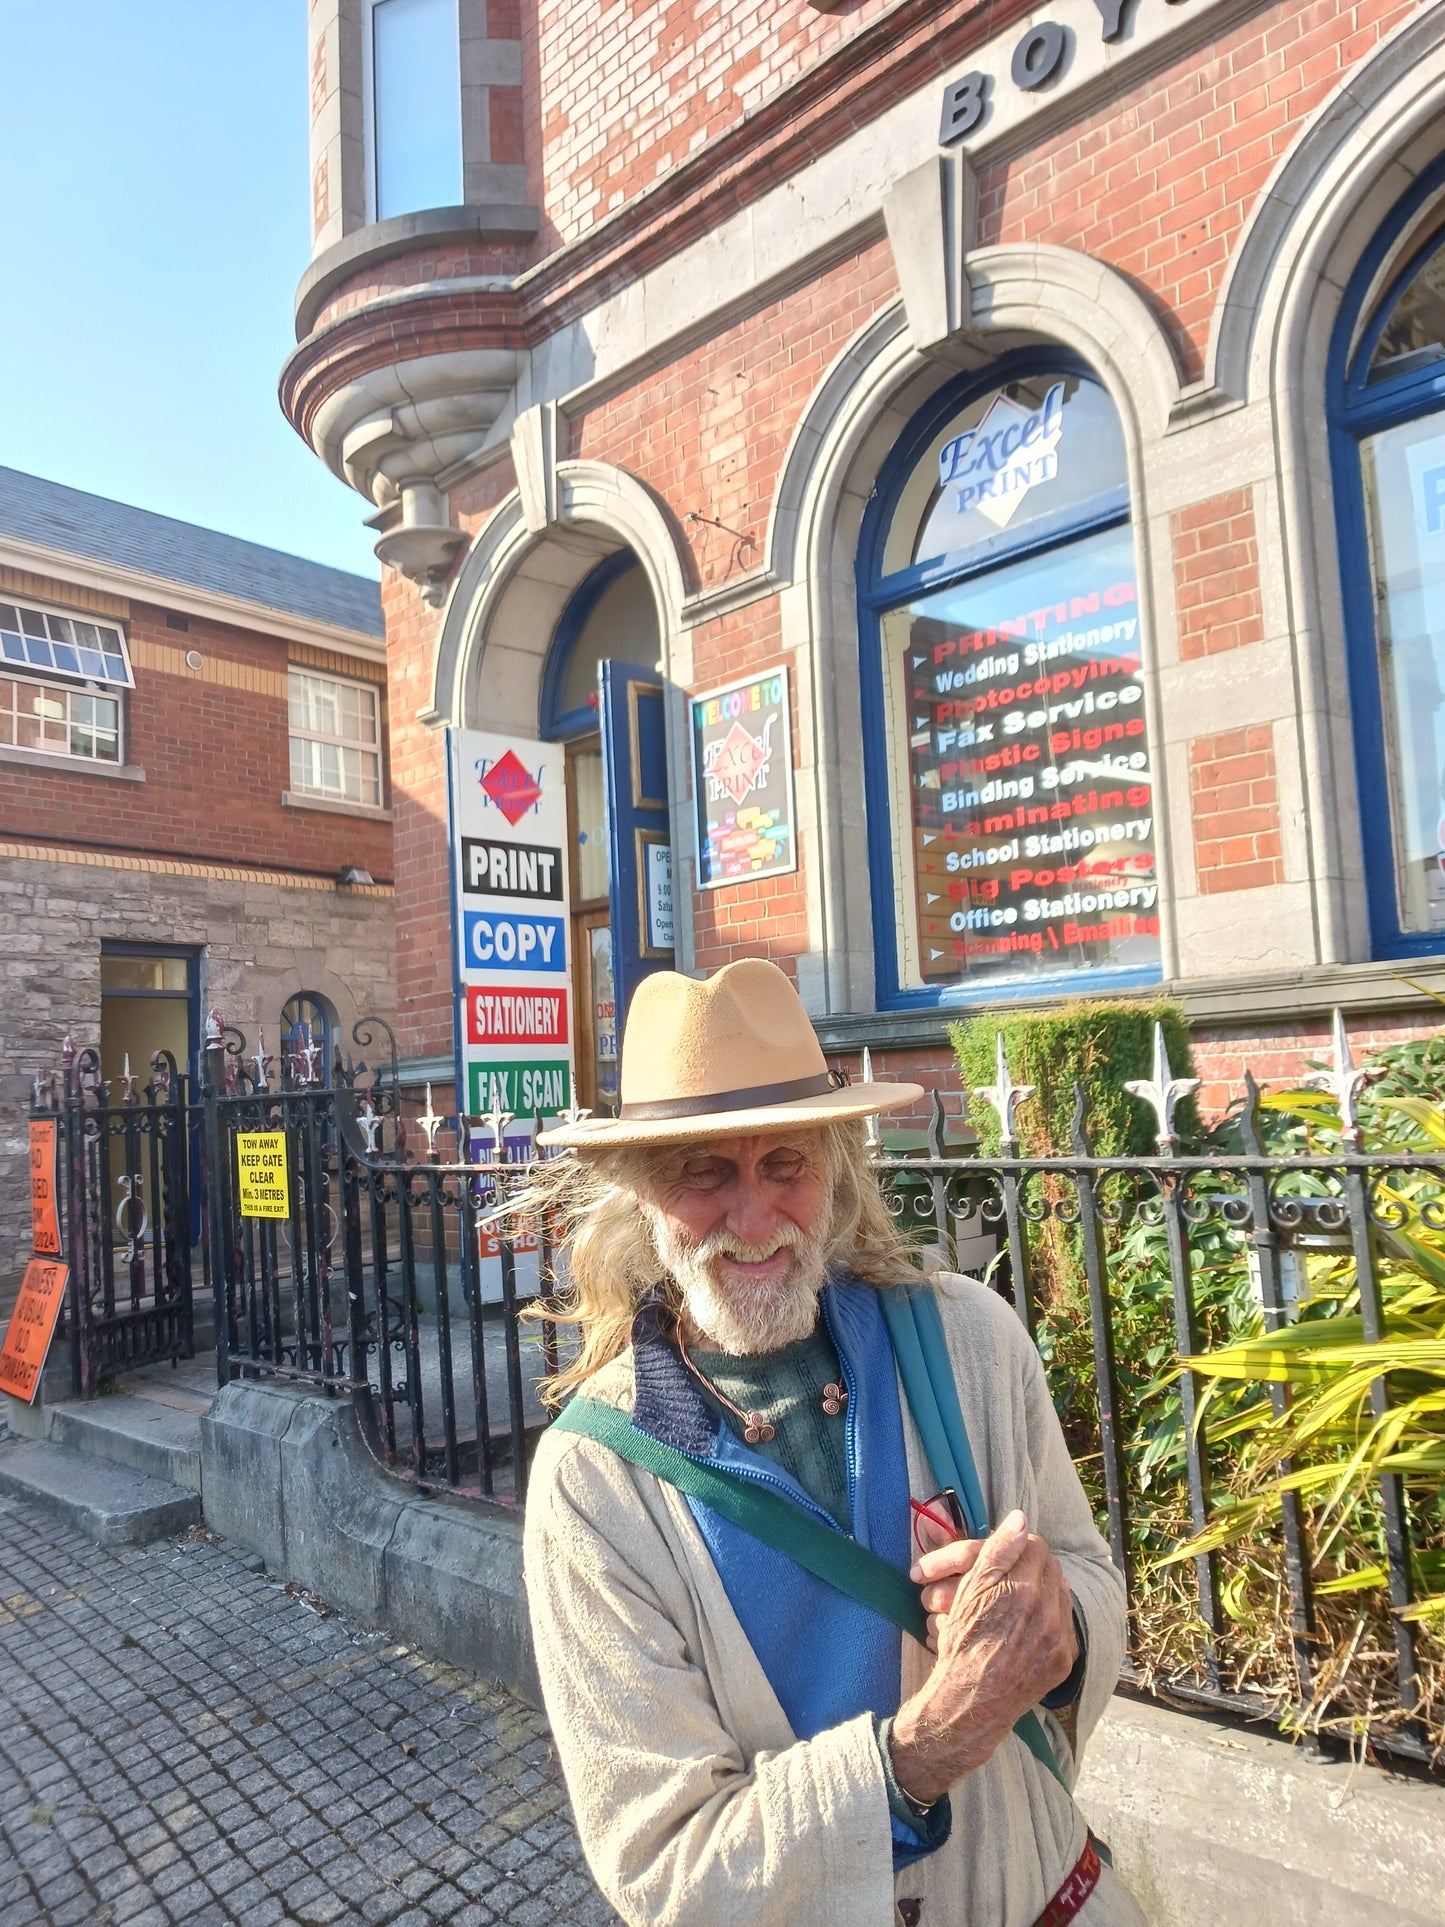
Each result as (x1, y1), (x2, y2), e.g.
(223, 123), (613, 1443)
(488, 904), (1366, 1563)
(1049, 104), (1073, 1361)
(538, 958), (924, 1149)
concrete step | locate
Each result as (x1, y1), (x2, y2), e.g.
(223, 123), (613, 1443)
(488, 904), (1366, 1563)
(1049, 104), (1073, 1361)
(49, 1395), (203, 1492)
(0, 1438), (200, 1545)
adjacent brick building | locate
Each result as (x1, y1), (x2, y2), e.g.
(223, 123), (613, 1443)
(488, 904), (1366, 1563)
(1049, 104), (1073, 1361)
(282, 0), (1445, 1128)
(0, 466), (394, 1312)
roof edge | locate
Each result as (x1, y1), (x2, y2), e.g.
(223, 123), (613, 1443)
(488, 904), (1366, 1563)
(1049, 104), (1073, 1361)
(0, 535), (387, 662)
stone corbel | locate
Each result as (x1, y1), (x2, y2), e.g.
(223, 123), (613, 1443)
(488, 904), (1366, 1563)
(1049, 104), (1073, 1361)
(368, 481), (468, 608)
(511, 401), (559, 535)
(882, 151), (977, 354)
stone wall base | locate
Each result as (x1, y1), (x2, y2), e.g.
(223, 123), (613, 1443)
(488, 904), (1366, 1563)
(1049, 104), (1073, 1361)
(198, 1380), (536, 1704)
(1077, 1693), (1445, 1927)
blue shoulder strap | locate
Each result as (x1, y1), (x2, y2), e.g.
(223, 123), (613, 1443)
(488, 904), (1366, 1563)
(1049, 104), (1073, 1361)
(880, 1282), (1069, 1795)
(879, 1284), (989, 1535)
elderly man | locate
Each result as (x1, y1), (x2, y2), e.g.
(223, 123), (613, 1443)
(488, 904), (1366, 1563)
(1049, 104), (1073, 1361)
(523, 959), (1145, 1927)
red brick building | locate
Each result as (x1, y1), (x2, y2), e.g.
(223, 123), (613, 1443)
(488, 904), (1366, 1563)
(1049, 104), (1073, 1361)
(0, 466), (394, 1309)
(285, 0), (1445, 1124)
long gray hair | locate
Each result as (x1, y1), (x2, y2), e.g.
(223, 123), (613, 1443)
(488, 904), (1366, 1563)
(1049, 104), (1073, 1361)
(513, 1118), (918, 1405)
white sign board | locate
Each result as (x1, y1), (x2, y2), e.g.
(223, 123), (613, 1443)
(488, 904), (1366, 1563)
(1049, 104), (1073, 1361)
(646, 841), (674, 950)
(449, 729), (574, 1142)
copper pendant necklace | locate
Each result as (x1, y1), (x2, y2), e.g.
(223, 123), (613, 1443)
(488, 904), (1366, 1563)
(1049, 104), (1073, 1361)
(676, 1337), (848, 1445)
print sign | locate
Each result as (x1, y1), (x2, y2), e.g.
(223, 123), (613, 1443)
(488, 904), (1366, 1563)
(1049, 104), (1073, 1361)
(939, 382), (1064, 529)
(449, 730), (574, 1132)
(690, 667), (798, 888)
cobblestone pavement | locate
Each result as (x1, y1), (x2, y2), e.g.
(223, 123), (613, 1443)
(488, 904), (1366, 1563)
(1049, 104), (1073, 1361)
(0, 1494), (620, 1927)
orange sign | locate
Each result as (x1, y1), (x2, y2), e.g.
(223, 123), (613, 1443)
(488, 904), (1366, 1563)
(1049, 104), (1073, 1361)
(0, 1258), (69, 1403)
(29, 1119), (61, 1257)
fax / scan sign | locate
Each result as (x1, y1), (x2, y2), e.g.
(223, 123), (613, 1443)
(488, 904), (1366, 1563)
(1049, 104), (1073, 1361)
(236, 1132), (290, 1218)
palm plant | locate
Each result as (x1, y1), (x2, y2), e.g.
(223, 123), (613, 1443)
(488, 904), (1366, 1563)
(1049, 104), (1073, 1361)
(1163, 1079), (1445, 1752)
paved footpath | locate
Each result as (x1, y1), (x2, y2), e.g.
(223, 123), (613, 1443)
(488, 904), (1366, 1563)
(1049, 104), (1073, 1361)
(0, 1493), (620, 1927)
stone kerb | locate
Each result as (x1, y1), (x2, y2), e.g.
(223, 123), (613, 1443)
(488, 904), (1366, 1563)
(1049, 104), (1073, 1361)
(199, 1377), (537, 1704)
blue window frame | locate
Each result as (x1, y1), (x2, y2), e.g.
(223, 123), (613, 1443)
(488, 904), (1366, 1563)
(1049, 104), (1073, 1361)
(540, 552), (647, 742)
(1331, 155), (1445, 960)
(857, 351), (1159, 1011)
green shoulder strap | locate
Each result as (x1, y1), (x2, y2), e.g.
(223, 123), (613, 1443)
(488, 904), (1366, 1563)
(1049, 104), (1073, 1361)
(553, 1392), (929, 1642)
(552, 1369), (1068, 1793)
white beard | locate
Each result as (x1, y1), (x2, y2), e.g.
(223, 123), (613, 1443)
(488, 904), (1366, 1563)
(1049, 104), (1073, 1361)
(648, 1211), (828, 1355)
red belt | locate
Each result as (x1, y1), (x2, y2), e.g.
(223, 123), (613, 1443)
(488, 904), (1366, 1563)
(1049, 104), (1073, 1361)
(1033, 1836), (1103, 1927)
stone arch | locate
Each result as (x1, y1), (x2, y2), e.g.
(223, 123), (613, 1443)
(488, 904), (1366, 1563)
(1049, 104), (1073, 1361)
(769, 246), (1184, 1015)
(425, 461), (691, 732)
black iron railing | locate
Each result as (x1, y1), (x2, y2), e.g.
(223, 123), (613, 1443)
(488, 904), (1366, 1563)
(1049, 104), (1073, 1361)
(30, 1008), (1442, 1766)
(30, 1043), (195, 1393)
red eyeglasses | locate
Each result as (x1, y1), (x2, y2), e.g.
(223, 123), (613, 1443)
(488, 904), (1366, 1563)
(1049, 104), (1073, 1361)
(909, 1487), (968, 1556)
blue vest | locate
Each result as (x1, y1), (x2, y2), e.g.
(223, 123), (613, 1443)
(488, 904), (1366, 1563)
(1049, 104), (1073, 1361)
(626, 1279), (940, 1868)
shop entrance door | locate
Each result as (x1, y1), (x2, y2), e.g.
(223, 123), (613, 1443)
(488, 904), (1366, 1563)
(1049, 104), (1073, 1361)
(566, 740), (617, 1110)
(564, 667), (675, 1113)
(600, 662), (674, 1028)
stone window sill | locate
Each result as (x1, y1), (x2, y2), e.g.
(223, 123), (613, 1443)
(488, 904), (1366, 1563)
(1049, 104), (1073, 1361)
(0, 745), (145, 781)
(281, 790), (392, 822)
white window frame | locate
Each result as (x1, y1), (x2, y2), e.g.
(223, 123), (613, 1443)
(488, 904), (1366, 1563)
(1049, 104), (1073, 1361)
(0, 592), (134, 688)
(362, 0), (463, 225)
(287, 667), (385, 809)
(0, 670), (124, 765)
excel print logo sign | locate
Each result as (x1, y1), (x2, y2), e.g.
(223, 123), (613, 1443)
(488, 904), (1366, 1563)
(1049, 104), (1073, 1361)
(938, 382), (1064, 530)
(476, 747), (544, 826)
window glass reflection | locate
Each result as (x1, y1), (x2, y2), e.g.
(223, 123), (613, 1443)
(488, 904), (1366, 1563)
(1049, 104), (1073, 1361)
(1368, 233), (1445, 385)
(1360, 413), (1445, 931)
(372, 0), (462, 220)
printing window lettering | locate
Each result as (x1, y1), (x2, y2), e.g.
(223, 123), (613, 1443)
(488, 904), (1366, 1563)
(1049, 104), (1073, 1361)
(867, 368), (1159, 999)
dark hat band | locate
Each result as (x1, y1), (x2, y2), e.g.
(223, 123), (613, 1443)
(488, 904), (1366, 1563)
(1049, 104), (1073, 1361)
(618, 1070), (835, 1122)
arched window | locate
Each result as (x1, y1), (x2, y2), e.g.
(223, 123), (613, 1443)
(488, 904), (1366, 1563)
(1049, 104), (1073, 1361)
(1333, 177), (1445, 958)
(857, 353), (1158, 1008)
(281, 993), (336, 1086)
(540, 552), (660, 741)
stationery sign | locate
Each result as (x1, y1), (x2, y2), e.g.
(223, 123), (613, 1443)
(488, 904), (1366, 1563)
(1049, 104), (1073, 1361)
(690, 667), (798, 888)
(449, 730), (574, 1133)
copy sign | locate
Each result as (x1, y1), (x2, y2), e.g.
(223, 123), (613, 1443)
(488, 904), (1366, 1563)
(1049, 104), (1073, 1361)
(450, 730), (574, 1137)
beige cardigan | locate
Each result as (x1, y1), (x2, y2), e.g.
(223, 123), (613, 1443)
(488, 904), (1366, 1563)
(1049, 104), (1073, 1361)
(524, 1275), (1149, 1926)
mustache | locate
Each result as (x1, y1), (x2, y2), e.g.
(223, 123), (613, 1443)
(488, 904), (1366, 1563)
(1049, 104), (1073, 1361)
(691, 1222), (807, 1265)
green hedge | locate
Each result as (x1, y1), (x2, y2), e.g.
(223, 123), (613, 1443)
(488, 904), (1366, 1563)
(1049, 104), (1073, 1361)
(949, 998), (1197, 1158)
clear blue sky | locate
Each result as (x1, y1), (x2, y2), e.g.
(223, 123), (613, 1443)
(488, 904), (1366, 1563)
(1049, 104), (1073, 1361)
(0, 0), (379, 582)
